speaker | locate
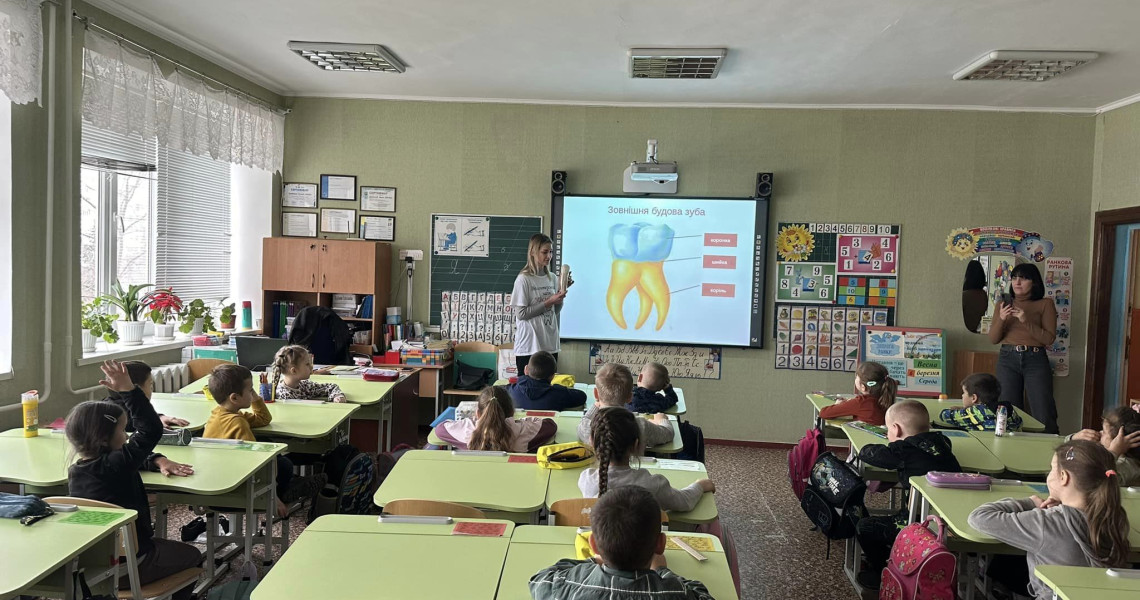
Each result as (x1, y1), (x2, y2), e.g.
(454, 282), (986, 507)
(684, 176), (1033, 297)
(551, 170), (567, 195)
(755, 172), (773, 200)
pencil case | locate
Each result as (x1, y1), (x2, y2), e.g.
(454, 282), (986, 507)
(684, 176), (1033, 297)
(363, 369), (399, 382)
(925, 471), (991, 490)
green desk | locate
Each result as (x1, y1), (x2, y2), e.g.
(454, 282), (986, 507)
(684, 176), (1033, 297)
(913, 397), (1046, 433)
(374, 450), (550, 522)
(150, 394), (216, 430)
(966, 431), (1063, 476)
(253, 515), (513, 600)
(544, 459), (717, 525)
(1035, 566), (1140, 600)
(843, 423), (1005, 475)
(0, 506), (137, 600)
(497, 526), (738, 600)
(179, 373), (395, 406)
(427, 411), (684, 454)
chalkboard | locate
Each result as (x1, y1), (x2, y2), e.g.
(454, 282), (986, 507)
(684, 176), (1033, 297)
(430, 214), (543, 326)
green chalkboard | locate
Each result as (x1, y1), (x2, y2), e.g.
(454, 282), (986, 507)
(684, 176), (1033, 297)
(430, 214), (543, 325)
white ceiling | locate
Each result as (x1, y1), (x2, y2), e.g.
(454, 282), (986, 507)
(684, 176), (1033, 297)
(88, 0), (1140, 112)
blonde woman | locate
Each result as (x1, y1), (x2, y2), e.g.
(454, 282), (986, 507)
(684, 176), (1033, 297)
(512, 233), (567, 374)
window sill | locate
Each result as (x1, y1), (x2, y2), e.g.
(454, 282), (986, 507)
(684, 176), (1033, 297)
(0, 370), (12, 381)
(77, 337), (191, 367)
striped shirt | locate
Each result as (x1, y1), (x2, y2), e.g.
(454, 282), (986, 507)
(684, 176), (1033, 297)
(529, 559), (714, 600)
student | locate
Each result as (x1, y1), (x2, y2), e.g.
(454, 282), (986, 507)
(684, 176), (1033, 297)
(968, 440), (1132, 600)
(271, 344), (347, 402)
(1070, 406), (1140, 486)
(855, 400), (961, 590)
(818, 361), (897, 426)
(529, 485), (714, 600)
(577, 363), (673, 449)
(109, 360), (194, 476)
(507, 350), (586, 411)
(65, 361), (202, 600)
(204, 363), (326, 516)
(938, 372), (1023, 432)
(433, 386), (557, 452)
(627, 361), (678, 414)
(579, 406), (713, 511)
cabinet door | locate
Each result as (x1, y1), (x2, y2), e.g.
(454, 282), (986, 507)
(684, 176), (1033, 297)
(263, 238), (319, 291)
(319, 241), (376, 294)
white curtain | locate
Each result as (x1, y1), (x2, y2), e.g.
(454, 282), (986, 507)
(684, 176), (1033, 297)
(82, 28), (284, 172)
(0, 0), (44, 105)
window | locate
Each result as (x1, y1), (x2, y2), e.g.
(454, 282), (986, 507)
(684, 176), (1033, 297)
(1, 89), (11, 375)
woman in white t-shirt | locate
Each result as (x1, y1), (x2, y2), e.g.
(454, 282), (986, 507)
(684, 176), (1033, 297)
(512, 233), (568, 374)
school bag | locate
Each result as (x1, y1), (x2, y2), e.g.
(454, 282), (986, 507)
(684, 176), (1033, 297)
(879, 515), (957, 600)
(676, 420), (706, 463)
(799, 451), (866, 558)
(321, 444), (378, 514)
(788, 427), (826, 500)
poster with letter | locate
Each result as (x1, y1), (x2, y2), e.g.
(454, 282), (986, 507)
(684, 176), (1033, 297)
(858, 326), (946, 397)
(1044, 257), (1072, 377)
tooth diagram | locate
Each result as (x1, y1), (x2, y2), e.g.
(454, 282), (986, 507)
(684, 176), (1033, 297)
(606, 223), (675, 330)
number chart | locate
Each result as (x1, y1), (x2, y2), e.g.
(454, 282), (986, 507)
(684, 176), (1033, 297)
(773, 222), (902, 372)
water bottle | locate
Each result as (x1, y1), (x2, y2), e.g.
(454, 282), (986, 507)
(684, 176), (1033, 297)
(22, 390), (39, 437)
(994, 405), (1008, 437)
(241, 301), (252, 329)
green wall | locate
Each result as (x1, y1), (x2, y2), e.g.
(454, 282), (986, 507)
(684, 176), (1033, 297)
(1093, 101), (1140, 213)
(284, 99), (1096, 442)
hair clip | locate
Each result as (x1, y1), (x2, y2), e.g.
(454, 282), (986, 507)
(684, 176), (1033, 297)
(103, 413), (118, 423)
(1106, 469), (1117, 478)
(1064, 446), (1076, 461)
(865, 380), (878, 387)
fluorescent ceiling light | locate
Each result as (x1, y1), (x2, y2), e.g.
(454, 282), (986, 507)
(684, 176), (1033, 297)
(287, 41), (406, 73)
(629, 48), (726, 79)
(953, 50), (1098, 82)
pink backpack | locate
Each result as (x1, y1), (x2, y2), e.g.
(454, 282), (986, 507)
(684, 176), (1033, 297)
(788, 427), (825, 499)
(880, 516), (957, 600)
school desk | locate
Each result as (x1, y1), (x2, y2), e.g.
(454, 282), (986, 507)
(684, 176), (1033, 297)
(912, 397), (1046, 432)
(373, 450), (550, 522)
(496, 526), (738, 600)
(252, 515), (513, 600)
(842, 422), (1005, 475)
(966, 430), (1064, 476)
(426, 411), (684, 454)
(1035, 566), (1140, 600)
(584, 384), (688, 416)
(148, 394), (214, 430)
(544, 458), (717, 525)
(0, 506), (138, 600)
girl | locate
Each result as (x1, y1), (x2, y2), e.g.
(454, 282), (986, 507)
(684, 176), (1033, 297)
(579, 406), (714, 512)
(1070, 406), (1140, 486)
(271, 344), (347, 402)
(432, 386), (557, 452)
(968, 440), (1131, 600)
(818, 361), (897, 426)
(988, 262), (1059, 433)
(66, 361), (202, 600)
(511, 233), (567, 376)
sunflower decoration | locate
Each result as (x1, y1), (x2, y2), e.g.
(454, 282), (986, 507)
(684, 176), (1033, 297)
(776, 224), (814, 262)
(946, 228), (977, 260)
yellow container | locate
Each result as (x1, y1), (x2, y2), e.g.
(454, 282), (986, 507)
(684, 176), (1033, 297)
(22, 390), (39, 437)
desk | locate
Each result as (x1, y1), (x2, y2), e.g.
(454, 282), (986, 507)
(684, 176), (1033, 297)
(842, 423), (1005, 475)
(497, 526), (738, 600)
(150, 394), (214, 430)
(0, 506), (137, 600)
(544, 459), (717, 525)
(584, 384), (688, 416)
(252, 515), (512, 600)
(427, 410), (684, 454)
(1035, 566), (1140, 600)
(374, 450), (550, 522)
(374, 360), (452, 415)
(913, 397), (1046, 433)
(966, 431), (1063, 476)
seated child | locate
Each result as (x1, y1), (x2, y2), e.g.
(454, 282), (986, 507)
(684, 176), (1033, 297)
(818, 361), (897, 426)
(204, 364), (326, 516)
(66, 361), (203, 600)
(529, 485), (714, 600)
(433, 386), (557, 452)
(855, 400), (961, 590)
(969, 440), (1132, 600)
(271, 345), (347, 402)
(577, 363), (673, 449)
(627, 361), (679, 414)
(508, 351), (587, 411)
(107, 360), (194, 476)
(1069, 406), (1140, 486)
(579, 406), (713, 512)
(939, 372), (1023, 432)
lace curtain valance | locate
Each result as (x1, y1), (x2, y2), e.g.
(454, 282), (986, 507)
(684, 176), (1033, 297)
(0, 0), (44, 105)
(82, 28), (284, 172)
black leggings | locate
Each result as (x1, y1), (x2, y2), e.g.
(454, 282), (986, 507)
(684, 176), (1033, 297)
(515, 352), (558, 377)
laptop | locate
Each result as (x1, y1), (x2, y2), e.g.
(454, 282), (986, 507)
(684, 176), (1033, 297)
(235, 336), (288, 370)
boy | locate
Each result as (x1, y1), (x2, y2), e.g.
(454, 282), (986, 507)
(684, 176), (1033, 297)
(529, 486), (713, 599)
(938, 372), (1023, 431)
(105, 360), (194, 477)
(855, 400), (961, 590)
(203, 364), (325, 516)
(508, 350), (587, 411)
(577, 363), (673, 448)
(627, 362), (679, 414)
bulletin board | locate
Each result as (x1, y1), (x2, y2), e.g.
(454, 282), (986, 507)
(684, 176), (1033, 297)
(587, 343), (722, 380)
(858, 325), (946, 397)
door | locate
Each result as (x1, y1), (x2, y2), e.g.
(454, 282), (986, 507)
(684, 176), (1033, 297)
(1124, 231), (1140, 404)
(263, 238), (319, 291)
(319, 240), (376, 294)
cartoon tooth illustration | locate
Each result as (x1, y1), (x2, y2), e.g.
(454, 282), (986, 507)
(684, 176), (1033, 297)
(606, 223), (674, 330)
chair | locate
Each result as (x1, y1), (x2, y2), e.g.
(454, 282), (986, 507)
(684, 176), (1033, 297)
(548, 498), (669, 527)
(43, 497), (203, 600)
(288, 306), (352, 365)
(186, 358), (230, 382)
(442, 341), (500, 405)
(382, 499), (486, 519)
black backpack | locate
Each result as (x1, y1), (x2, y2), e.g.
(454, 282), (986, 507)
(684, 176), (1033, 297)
(799, 451), (867, 558)
(676, 420), (706, 463)
(454, 360), (494, 391)
(288, 306), (352, 365)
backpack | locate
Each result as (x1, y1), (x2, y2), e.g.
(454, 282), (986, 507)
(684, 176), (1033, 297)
(799, 452), (866, 558)
(788, 427), (826, 500)
(288, 306), (352, 365)
(880, 516), (957, 600)
(321, 444), (378, 514)
(454, 360), (494, 390)
(676, 420), (706, 463)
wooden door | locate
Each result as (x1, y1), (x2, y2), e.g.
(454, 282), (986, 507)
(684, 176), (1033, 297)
(319, 240), (376, 294)
(263, 238), (319, 291)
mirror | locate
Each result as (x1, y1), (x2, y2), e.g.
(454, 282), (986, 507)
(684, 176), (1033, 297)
(962, 255), (1020, 333)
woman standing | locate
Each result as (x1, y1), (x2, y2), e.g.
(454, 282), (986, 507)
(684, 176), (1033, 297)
(512, 233), (567, 375)
(988, 263), (1058, 432)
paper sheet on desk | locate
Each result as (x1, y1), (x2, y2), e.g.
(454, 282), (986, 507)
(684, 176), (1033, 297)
(650, 459), (704, 472)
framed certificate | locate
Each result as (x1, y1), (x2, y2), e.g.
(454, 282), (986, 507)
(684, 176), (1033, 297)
(361, 216), (395, 241)
(282, 182), (318, 208)
(320, 174), (356, 201)
(282, 212), (317, 237)
(321, 209), (357, 234)
(360, 186), (396, 212)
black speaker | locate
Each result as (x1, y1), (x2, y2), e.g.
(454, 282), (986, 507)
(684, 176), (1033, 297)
(755, 172), (773, 200)
(551, 170), (567, 195)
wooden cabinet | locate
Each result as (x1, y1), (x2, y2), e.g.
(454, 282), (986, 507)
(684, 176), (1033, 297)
(319, 241), (377, 293)
(263, 237), (319, 291)
(952, 350), (999, 391)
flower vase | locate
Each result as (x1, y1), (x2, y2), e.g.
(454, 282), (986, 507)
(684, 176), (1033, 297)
(118, 321), (145, 346)
(154, 322), (175, 341)
(81, 329), (97, 352)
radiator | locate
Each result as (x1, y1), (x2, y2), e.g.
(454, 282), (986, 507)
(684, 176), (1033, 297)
(152, 363), (191, 393)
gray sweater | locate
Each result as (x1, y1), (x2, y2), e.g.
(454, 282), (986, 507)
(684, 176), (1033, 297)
(576, 405), (674, 449)
(578, 464), (705, 512)
(967, 497), (1103, 600)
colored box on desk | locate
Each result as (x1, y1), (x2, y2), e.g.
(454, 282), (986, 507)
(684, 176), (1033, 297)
(383, 350), (401, 364)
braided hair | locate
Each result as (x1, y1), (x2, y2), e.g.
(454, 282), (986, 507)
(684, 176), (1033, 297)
(589, 407), (640, 496)
(271, 344), (312, 402)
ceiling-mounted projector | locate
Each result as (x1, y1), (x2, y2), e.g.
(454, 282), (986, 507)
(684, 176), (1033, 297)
(623, 139), (678, 193)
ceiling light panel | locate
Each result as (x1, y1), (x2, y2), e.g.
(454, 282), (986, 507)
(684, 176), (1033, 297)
(629, 48), (726, 79)
(953, 50), (1098, 82)
(287, 41), (406, 73)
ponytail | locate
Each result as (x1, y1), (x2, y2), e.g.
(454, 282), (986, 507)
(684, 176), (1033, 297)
(856, 361), (897, 409)
(589, 407), (640, 496)
(1055, 441), (1132, 567)
(469, 387), (515, 452)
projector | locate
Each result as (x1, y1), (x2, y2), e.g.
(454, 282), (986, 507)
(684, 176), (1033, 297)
(624, 161), (678, 193)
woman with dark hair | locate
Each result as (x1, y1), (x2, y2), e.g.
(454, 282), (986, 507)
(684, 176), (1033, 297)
(988, 263), (1059, 432)
(963, 260), (989, 333)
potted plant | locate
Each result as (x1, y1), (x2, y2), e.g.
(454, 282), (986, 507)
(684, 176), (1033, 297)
(178, 299), (215, 335)
(146, 288), (182, 341)
(99, 281), (156, 346)
(80, 298), (119, 351)
(218, 302), (236, 330)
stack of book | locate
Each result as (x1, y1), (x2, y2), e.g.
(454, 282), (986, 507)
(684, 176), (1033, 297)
(270, 300), (307, 338)
(355, 295), (374, 319)
(331, 294), (358, 319)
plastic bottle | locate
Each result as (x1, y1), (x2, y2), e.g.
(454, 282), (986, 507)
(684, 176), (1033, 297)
(994, 405), (1008, 437)
(21, 390), (39, 437)
(241, 301), (252, 329)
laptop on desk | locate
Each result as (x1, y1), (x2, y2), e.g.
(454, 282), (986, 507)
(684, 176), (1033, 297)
(235, 336), (288, 370)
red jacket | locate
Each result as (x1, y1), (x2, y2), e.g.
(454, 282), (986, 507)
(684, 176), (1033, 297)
(818, 394), (888, 426)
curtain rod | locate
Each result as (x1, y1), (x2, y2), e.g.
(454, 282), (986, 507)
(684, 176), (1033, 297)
(72, 13), (289, 116)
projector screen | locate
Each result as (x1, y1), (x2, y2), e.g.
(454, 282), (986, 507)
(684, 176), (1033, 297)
(552, 195), (768, 348)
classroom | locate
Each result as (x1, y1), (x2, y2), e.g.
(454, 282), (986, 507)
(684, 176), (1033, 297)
(3, 1), (1140, 599)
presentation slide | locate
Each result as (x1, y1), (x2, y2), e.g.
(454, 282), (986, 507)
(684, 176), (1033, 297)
(552, 195), (768, 348)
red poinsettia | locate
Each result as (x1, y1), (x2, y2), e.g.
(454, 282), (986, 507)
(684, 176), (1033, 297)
(146, 288), (183, 324)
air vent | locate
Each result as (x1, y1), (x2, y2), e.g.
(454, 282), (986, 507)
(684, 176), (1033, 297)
(953, 50), (1098, 82)
(287, 41), (406, 73)
(629, 48), (726, 79)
